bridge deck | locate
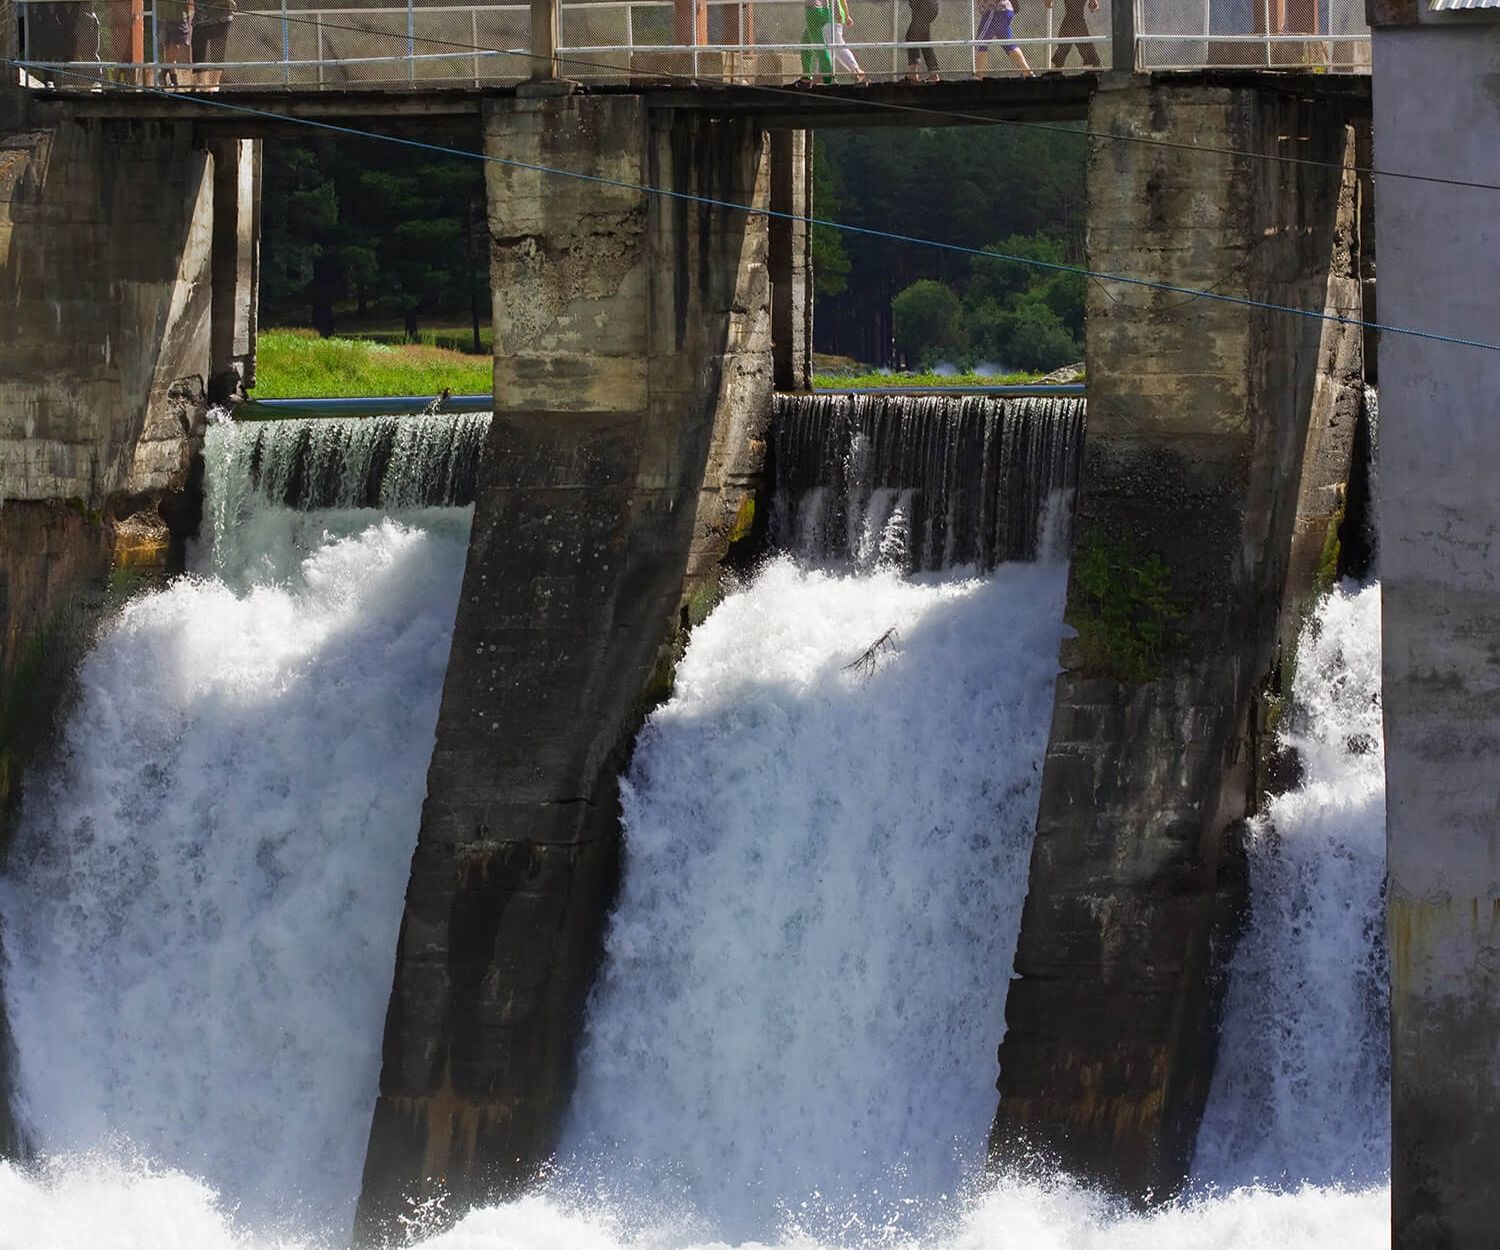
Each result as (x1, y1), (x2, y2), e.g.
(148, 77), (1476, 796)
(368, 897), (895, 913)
(35, 69), (1367, 133)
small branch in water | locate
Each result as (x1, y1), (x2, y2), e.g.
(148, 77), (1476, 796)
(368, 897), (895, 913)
(844, 627), (899, 681)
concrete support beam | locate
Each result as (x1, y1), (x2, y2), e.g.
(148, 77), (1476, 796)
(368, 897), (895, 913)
(1111, 0), (1135, 71)
(208, 138), (260, 403)
(1375, 25), (1500, 1250)
(356, 95), (772, 1237)
(992, 82), (1362, 1199)
(768, 129), (812, 393)
(0, 121), (213, 507)
(529, 0), (559, 80)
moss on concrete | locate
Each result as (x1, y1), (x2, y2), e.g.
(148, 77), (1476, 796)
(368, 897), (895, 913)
(1067, 528), (1183, 683)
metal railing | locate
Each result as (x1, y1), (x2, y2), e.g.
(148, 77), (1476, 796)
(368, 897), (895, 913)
(1138, 0), (1370, 69)
(13, 0), (1367, 89)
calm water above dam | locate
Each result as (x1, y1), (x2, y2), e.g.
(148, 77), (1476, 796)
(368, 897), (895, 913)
(0, 407), (1388, 1248)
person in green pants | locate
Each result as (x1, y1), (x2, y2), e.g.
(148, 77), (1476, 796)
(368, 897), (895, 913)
(797, 0), (835, 85)
(798, 0), (864, 85)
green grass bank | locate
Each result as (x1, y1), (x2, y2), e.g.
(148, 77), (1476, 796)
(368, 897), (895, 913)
(253, 329), (494, 399)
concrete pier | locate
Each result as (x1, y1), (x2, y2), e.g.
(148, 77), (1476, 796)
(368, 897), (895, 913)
(1374, 24), (1500, 1248)
(355, 95), (774, 1234)
(991, 81), (1365, 1198)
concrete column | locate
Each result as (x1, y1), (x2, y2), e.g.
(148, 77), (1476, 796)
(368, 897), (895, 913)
(528, 0), (558, 80)
(208, 138), (260, 404)
(1, 121), (212, 508)
(356, 95), (772, 1238)
(1110, 0), (1134, 71)
(1374, 25), (1500, 1249)
(991, 82), (1362, 1200)
(769, 129), (812, 393)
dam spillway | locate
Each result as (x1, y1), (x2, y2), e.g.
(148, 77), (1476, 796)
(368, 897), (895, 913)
(230, 412), (491, 512)
(772, 393), (1086, 570)
(0, 416), (476, 1237)
(0, 400), (1390, 1248)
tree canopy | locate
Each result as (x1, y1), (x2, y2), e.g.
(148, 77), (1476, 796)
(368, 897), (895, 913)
(260, 137), (488, 345)
(813, 124), (1086, 368)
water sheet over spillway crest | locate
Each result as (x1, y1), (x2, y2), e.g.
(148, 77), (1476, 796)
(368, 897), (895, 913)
(772, 394), (1085, 570)
(234, 412), (491, 510)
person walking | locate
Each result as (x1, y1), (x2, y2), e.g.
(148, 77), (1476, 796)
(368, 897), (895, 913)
(975, 0), (1033, 76)
(904, 0), (940, 81)
(796, 0), (834, 85)
(1045, 0), (1100, 68)
(823, 0), (867, 83)
(156, 0), (194, 85)
(190, 0), (235, 88)
(797, 0), (867, 84)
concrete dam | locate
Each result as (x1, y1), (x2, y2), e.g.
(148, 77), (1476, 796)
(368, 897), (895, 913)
(2, 17), (1498, 1245)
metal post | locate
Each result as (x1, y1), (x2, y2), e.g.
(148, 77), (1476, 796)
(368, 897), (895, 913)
(1110, 0), (1133, 70)
(14, 0), (28, 80)
(969, 0), (976, 78)
(315, 13), (324, 84)
(279, 0), (288, 83)
(470, 7), (478, 83)
(891, 0), (898, 80)
(406, 0), (415, 81)
(530, 0), (558, 78)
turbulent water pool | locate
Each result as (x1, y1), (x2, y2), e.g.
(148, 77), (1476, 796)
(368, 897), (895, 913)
(0, 411), (1390, 1249)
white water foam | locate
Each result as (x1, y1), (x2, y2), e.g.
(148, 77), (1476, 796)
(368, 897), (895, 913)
(1194, 583), (1388, 1190)
(0, 426), (472, 1239)
(0, 1154), (1388, 1250)
(559, 556), (1071, 1241)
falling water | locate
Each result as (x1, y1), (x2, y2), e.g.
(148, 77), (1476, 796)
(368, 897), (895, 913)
(772, 394), (1085, 570)
(1193, 582), (1388, 1189)
(225, 413), (490, 512)
(0, 404), (1392, 1249)
(560, 557), (1071, 1241)
(0, 418), (474, 1240)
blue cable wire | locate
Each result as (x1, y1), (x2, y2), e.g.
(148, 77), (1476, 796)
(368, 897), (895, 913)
(10, 58), (1498, 353)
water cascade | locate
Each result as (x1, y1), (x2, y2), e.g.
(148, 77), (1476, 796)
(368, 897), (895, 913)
(560, 557), (1071, 1241)
(228, 413), (491, 512)
(1194, 582), (1388, 1189)
(0, 396), (1392, 1248)
(0, 417), (475, 1239)
(772, 394), (1085, 570)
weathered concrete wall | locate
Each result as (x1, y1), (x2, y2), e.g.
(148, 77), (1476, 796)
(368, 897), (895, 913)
(208, 137), (260, 402)
(1373, 24), (1500, 1249)
(357, 95), (773, 1236)
(0, 121), (213, 506)
(991, 81), (1363, 1199)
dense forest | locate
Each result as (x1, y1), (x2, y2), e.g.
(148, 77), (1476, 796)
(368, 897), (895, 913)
(814, 124), (1087, 369)
(258, 120), (1086, 370)
(260, 137), (489, 347)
